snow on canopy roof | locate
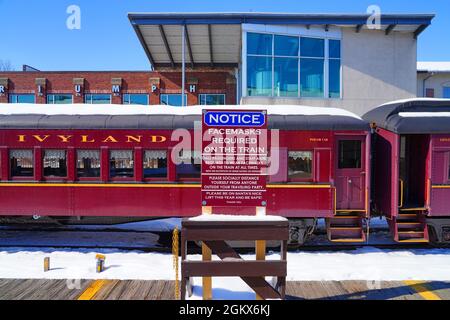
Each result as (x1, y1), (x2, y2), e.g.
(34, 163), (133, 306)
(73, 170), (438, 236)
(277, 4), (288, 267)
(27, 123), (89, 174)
(362, 98), (450, 134)
(418, 61), (450, 73)
(0, 103), (361, 118)
(0, 103), (369, 131)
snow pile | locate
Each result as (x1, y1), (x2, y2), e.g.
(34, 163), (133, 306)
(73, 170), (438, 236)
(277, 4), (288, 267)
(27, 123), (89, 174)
(1, 247), (450, 282)
(418, 61), (450, 73)
(188, 214), (287, 222)
(0, 103), (362, 119)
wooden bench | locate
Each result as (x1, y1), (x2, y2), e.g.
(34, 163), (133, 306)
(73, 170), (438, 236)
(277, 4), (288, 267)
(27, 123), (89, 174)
(180, 218), (288, 300)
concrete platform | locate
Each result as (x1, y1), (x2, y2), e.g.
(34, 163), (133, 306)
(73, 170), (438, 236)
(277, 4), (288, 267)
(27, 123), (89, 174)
(0, 279), (448, 300)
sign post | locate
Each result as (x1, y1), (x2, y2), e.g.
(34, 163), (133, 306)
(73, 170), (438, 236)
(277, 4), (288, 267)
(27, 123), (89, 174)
(201, 109), (268, 300)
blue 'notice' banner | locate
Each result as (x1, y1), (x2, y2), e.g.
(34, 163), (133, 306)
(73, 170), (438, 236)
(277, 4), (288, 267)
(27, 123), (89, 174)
(204, 111), (266, 127)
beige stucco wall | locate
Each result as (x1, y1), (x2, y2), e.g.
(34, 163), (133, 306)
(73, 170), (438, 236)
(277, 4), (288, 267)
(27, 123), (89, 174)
(242, 28), (417, 116)
(417, 72), (450, 97)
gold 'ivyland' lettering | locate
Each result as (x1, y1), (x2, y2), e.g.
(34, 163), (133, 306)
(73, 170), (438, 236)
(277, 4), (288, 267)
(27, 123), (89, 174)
(58, 135), (73, 143)
(16, 134), (167, 144)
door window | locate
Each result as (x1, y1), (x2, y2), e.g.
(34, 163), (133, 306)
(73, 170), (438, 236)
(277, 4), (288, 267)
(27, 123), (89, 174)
(338, 140), (362, 169)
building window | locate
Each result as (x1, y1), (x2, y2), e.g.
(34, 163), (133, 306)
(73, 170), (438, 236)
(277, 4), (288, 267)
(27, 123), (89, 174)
(288, 151), (312, 180)
(10, 149), (34, 177)
(246, 32), (340, 99)
(443, 87), (450, 99)
(43, 150), (67, 178)
(425, 88), (435, 98)
(8, 94), (35, 103)
(123, 94), (149, 105)
(110, 150), (134, 178)
(77, 150), (100, 178)
(160, 94), (187, 106)
(175, 150), (201, 179)
(328, 39), (341, 98)
(199, 94), (226, 105)
(47, 94), (73, 104)
(338, 140), (362, 169)
(143, 150), (167, 178)
(84, 94), (111, 104)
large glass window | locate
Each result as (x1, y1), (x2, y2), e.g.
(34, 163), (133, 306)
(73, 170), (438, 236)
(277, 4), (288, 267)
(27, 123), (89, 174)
(9, 94), (35, 103)
(247, 33), (273, 55)
(300, 37), (324, 98)
(247, 56), (272, 96)
(77, 150), (100, 178)
(110, 150), (134, 178)
(84, 94), (111, 104)
(274, 58), (298, 97)
(43, 150), (67, 178)
(288, 151), (312, 180)
(47, 94), (73, 104)
(329, 39), (341, 98)
(143, 150), (167, 178)
(274, 35), (299, 56)
(300, 58), (324, 98)
(175, 150), (201, 179)
(246, 32), (340, 99)
(123, 94), (148, 105)
(338, 140), (362, 169)
(10, 149), (34, 177)
(444, 87), (450, 99)
(199, 94), (225, 105)
(160, 94), (187, 106)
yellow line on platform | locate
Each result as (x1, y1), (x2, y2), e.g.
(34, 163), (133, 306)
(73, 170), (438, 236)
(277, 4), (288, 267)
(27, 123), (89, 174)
(403, 280), (441, 300)
(77, 279), (110, 300)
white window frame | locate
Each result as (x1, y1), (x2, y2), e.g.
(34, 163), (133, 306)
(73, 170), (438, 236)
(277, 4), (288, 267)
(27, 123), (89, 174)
(198, 93), (226, 105)
(47, 94), (73, 104)
(241, 24), (343, 100)
(84, 94), (112, 104)
(123, 93), (149, 105)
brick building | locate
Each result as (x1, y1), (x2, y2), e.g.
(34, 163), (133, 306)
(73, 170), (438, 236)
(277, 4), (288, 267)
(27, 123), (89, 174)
(0, 69), (237, 106)
(0, 12), (435, 114)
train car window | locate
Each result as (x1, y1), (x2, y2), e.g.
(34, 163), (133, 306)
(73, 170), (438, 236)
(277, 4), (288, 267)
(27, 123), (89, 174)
(110, 150), (134, 178)
(338, 140), (362, 169)
(143, 150), (167, 178)
(288, 151), (312, 179)
(43, 150), (67, 177)
(77, 150), (100, 178)
(175, 150), (201, 179)
(10, 149), (34, 177)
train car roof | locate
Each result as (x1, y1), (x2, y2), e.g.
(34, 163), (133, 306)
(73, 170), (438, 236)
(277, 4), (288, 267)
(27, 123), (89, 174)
(362, 98), (450, 134)
(0, 103), (369, 131)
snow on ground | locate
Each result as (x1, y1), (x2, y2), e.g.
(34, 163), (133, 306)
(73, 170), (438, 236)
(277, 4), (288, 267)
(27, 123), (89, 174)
(1, 244), (450, 299)
(1, 247), (450, 282)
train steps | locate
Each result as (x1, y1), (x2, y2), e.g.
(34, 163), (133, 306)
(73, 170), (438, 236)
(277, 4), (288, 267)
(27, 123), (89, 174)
(391, 211), (429, 243)
(326, 213), (366, 243)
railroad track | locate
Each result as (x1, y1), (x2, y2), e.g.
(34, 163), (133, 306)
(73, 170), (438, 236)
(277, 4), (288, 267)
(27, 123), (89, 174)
(0, 226), (434, 253)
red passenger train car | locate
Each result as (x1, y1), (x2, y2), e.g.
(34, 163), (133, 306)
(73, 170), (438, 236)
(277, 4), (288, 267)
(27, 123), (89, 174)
(364, 99), (450, 244)
(0, 104), (371, 244)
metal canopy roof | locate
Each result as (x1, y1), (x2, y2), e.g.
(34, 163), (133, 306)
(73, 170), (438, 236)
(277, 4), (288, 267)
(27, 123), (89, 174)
(128, 12), (435, 69)
(362, 99), (450, 134)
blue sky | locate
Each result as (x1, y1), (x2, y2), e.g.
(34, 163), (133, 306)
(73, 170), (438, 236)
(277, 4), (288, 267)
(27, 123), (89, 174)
(0, 0), (448, 71)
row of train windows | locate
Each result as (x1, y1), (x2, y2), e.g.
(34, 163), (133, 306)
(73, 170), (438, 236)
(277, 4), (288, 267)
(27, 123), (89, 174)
(10, 149), (175, 179)
(8, 149), (316, 180)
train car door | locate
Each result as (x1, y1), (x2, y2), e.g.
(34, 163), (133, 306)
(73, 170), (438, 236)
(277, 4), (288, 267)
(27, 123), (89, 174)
(335, 136), (366, 210)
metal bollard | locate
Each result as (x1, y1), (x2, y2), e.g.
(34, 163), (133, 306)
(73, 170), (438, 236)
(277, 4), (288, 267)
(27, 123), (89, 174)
(44, 257), (50, 272)
(95, 254), (106, 273)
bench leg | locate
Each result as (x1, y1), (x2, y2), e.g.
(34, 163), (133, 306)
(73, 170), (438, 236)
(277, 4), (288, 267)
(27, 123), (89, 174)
(255, 240), (266, 300)
(202, 242), (212, 300)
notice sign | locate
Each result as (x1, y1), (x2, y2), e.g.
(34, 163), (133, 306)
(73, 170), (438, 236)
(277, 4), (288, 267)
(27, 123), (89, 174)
(201, 110), (268, 207)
